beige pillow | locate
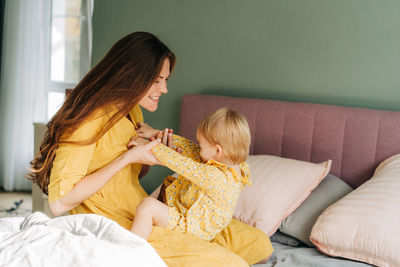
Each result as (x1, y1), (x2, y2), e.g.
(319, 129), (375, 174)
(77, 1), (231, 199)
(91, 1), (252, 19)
(233, 155), (331, 236)
(310, 154), (400, 267)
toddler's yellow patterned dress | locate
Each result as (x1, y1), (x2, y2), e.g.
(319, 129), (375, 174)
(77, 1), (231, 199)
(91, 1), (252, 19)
(152, 135), (250, 241)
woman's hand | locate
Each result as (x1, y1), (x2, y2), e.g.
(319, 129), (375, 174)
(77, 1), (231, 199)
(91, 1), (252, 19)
(136, 122), (159, 139)
(123, 140), (160, 165)
(127, 136), (150, 149)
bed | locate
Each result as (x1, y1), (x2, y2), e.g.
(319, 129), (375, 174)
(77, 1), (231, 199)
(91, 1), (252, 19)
(178, 94), (400, 267)
(2, 94), (399, 267)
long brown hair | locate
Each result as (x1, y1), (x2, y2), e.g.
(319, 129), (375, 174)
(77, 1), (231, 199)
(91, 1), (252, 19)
(28, 32), (175, 194)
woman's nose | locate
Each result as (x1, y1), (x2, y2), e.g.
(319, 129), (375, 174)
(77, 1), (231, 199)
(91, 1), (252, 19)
(160, 81), (168, 93)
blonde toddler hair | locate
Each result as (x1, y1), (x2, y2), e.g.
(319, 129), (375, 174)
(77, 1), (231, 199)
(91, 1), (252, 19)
(197, 108), (251, 164)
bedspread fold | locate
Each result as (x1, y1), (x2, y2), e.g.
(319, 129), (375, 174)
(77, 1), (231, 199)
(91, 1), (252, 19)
(0, 212), (166, 267)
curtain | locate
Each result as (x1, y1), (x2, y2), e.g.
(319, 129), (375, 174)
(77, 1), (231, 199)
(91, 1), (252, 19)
(0, 0), (48, 191)
(0, 0), (5, 78)
(81, 0), (94, 77)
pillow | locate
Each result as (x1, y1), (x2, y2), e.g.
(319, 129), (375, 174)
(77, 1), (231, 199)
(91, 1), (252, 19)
(310, 154), (400, 267)
(233, 155), (331, 236)
(270, 230), (302, 247)
(279, 174), (352, 247)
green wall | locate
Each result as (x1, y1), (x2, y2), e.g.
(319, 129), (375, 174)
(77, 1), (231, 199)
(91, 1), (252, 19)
(92, 0), (400, 193)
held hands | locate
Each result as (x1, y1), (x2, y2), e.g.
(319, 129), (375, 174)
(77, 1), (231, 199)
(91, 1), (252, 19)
(124, 128), (182, 166)
(136, 122), (173, 145)
(152, 128), (183, 154)
(127, 136), (150, 149)
(136, 123), (183, 154)
(124, 139), (160, 166)
(136, 122), (159, 139)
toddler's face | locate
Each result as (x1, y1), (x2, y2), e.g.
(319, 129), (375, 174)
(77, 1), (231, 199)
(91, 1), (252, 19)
(196, 130), (217, 162)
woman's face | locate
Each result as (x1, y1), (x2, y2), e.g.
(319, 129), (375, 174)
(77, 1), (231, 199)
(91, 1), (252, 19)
(139, 58), (170, 112)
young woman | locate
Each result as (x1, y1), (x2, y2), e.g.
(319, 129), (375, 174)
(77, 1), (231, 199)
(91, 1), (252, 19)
(29, 32), (272, 266)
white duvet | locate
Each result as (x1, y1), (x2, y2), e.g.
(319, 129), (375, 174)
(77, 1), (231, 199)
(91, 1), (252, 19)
(0, 212), (166, 267)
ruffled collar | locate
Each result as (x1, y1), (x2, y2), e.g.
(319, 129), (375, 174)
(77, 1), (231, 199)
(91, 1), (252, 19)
(206, 159), (251, 186)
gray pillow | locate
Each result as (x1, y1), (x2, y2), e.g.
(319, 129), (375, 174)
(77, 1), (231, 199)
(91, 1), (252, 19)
(270, 230), (302, 247)
(279, 174), (352, 247)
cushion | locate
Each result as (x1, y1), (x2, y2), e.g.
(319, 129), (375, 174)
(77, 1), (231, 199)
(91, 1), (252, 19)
(270, 230), (302, 247)
(310, 154), (400, 267)
(279, 174), (352, 247)
(233, 155), (331, 236)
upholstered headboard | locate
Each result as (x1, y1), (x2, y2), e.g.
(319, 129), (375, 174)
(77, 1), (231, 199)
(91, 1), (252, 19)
(179, 94), (400, 188)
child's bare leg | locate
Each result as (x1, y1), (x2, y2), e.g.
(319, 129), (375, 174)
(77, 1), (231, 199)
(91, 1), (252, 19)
(130, 197), (169, 240)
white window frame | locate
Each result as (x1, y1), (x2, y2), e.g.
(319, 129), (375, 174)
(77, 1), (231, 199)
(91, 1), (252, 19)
(44, 0), (92, 119)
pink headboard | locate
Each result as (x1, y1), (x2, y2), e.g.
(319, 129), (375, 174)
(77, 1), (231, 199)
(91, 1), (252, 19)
(179, 94), (400, 188)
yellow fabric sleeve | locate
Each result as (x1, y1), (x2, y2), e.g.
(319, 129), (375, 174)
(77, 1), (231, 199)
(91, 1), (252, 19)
(48, 109), (108, 202)
(171, 134), (201, 161)
(152, 143), (227, 198)
(171, 134), (251, 185)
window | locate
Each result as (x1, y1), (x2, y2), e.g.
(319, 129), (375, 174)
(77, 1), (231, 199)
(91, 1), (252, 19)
(47, 0), (92, 120)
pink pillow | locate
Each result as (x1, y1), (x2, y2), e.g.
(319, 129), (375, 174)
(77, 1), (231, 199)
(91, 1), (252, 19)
(310, 154), (400, 267)
(234, 155), (331, 236)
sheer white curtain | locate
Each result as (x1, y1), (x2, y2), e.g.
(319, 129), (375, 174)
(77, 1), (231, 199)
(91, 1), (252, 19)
(0, 0), (49, 191)
(81, 0), (94, 78)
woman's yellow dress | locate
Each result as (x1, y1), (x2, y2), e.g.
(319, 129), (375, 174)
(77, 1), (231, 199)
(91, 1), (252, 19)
(48, 105), (273, 266)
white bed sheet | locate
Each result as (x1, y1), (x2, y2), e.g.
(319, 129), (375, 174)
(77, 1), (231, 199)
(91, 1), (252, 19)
(0, 212), (166, 267)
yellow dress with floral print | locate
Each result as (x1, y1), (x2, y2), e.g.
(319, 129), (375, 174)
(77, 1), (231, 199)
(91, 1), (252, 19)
(152, 136), (250, 241)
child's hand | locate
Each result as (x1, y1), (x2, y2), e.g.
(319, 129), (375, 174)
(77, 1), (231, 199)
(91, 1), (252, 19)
(127, 136), (150, 149)
(136, 122), (159, 139)
(152, 128), (183, 154)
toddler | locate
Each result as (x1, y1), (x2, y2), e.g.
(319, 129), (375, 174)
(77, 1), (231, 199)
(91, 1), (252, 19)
(131, 108), (251, 241)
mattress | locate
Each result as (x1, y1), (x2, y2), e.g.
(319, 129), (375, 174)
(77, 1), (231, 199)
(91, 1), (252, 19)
(254, 242), (373, 267)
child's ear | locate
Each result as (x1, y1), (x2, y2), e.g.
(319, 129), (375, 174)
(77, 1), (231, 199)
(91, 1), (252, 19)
(215, 144), (223, 158)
